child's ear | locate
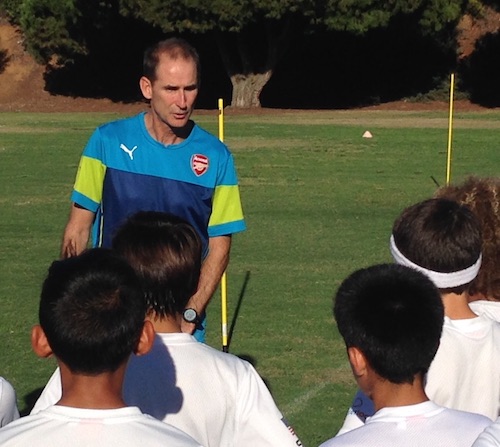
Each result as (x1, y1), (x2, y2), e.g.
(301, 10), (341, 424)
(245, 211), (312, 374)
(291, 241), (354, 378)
(31, 325), (53, 358)
(347, 346), (368, 378)
(134, 320), (155, 356)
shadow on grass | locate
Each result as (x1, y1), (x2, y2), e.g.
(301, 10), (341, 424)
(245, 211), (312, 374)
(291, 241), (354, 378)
(228, 273), (275, 396)
(227, 270), (251, 351)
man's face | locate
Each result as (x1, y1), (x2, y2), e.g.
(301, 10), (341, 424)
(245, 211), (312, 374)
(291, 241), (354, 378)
(141, 53), (198, 130)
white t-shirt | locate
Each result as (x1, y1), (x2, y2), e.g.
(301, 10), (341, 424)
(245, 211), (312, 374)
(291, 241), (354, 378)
(0, 377), (19, 427)
(32, 333), (301, 447)
(0, 405), (202, 446)
(321, 401), (491, 447)
(473, 416), (500, 446)
(425, 315), (500, 420)
(470, 300), (500, 323)
(336, 314), (500, 435)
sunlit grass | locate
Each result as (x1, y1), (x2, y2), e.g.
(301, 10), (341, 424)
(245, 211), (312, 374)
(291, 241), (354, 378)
(1, 109), (499, 445)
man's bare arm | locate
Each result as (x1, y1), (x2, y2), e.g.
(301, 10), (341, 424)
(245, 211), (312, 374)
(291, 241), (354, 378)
(60, 204), (95, 258)
(181, 235), (231, 334)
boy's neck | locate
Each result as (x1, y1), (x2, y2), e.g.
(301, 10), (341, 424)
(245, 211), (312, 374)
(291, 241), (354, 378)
(57, 363), (127, 409)
(441, 291), (478, 319)
(369, 374), (429, 412)
(146, 312), (182, 333)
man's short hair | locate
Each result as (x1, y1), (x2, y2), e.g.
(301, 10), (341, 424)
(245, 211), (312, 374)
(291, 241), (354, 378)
(143, 37), (200, 84)
(112, 211), (202, 318)
(334, 263), (444, 384)
(392, 198), (482, 274)
(39, 248), (145, 374)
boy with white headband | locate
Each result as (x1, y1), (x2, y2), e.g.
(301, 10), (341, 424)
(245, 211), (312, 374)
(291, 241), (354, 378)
(336, 198), (500, 436)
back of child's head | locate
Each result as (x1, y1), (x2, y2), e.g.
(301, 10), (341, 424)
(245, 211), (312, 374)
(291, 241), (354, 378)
(39, 248), (145, 374)
(111, 211), (202, 318)
(334, 263), (444, 384)
(391, 198), (482, 291)
(435, 176), (500, 300)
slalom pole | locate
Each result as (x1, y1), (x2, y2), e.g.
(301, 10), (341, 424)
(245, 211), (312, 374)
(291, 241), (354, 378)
(446, 73), (455, 186)
(218, 98), (229, 353)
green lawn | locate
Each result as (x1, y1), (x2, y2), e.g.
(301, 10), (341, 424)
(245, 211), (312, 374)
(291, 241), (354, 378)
(1, 109), (499, 446)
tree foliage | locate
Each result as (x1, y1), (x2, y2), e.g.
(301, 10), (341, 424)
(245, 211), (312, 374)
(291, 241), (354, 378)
(18, 0), (86, 64)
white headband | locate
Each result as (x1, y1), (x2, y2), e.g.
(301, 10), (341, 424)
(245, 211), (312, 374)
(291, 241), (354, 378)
(389, 235), (482, 288)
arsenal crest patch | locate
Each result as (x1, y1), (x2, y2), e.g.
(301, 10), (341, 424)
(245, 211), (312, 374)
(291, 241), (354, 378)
(191, 154), (209, 176)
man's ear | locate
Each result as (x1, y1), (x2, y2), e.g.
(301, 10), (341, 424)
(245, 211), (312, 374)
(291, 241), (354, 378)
(31, 325), (53, 358)
(139, 76), (153, 100)
(347, 346), (368, 378)
(134, 320), (155, 356)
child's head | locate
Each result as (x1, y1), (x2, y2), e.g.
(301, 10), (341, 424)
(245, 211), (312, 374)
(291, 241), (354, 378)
(111, 211), (202, 318)
(334, 263), (444, 385)
(391, 198), (482, 291)
(36, 248), (146, 374)
(435, 176), (500, 300)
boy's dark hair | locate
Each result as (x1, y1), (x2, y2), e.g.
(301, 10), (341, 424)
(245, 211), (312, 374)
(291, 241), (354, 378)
(392, 198), (481, 288)
(39, 248), (145, 375)
(143, 37), (200, 84)
(334, 263), (444, 384)
(112, 211), (202, 318)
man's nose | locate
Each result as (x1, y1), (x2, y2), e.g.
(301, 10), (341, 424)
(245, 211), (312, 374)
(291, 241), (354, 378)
(177, 90), (187, 108)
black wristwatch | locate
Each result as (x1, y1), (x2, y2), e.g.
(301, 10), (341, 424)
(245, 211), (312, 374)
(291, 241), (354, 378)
(183, 308), (199, 324)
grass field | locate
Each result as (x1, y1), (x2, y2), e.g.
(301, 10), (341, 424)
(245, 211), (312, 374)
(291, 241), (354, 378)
(1, 108), (500, 446)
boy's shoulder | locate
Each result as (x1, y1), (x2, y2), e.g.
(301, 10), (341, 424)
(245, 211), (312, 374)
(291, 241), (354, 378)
(321, 402), (491, 447)
(443, 314), (500, 339)
(0, 406), (202, 446)
(470, 300), (500, 324)
(473, 417), (500, 446)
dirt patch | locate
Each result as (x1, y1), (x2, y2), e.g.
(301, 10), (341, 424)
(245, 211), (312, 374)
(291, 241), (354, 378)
(0, 21), (495, 115)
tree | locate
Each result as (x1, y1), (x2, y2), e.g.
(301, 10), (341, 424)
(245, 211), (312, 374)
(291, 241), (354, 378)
(119, 0), (316, 107)
(12, 0), (479, 107)
(112, 0), (474, 107)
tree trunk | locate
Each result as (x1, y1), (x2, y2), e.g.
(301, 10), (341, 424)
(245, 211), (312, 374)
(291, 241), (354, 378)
(215, 16), (295, 108)
(230, 71), (272, 108)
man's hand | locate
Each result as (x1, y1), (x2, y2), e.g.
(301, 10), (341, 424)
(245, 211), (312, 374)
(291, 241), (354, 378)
(60, 204), (95, 258)
(180, 235), (231, 334)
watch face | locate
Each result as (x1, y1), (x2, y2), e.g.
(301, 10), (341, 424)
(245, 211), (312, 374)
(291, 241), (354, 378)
(184, 308), (198, 323)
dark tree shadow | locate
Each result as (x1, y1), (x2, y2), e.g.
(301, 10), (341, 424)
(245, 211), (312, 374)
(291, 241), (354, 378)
(43, 17), (161, 103)
(459, 32), (500, 107)
(42, 20), (230, 109)
(262, 15), (456, 109)
(37, 12), (460, 109)
(0, 49), (10, 75)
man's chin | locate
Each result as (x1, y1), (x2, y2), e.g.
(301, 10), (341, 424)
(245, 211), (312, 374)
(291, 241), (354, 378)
(169, 116), (191, 129)
(168, 119), (194, 137)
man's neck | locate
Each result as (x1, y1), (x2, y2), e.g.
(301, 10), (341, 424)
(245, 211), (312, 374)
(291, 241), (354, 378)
(57, 363), (127, 409)
(144, 112), (193, 146)
(441, 291), (478, 319)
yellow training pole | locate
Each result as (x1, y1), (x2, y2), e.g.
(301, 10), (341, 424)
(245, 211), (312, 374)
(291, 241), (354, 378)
(446, 73), (455, 186)
(218, 98), (229, 352)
